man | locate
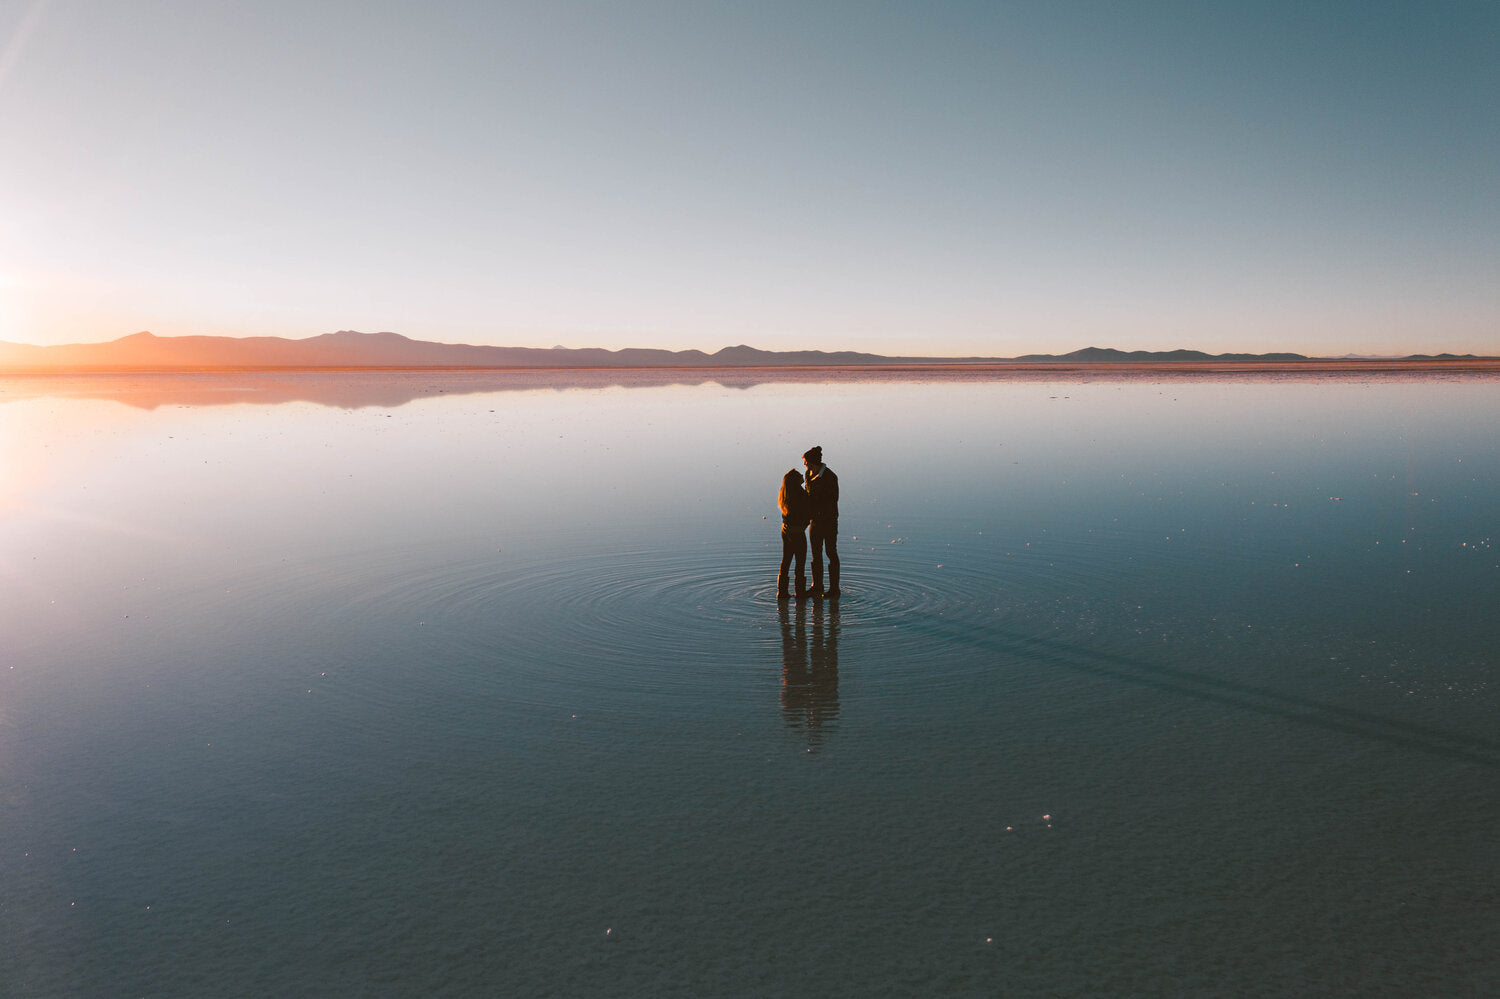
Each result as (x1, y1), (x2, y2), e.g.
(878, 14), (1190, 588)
(802, 445), (840, 599)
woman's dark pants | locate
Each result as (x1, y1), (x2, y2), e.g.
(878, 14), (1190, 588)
(778, 526), (807, 597)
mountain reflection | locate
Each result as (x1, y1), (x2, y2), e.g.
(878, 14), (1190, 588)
(0, 370), (798, 410)
(3, 363), (1413, 411)
(779, 599), (840, 750)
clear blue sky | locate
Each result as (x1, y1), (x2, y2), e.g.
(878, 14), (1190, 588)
(1, 0), (1495, 355)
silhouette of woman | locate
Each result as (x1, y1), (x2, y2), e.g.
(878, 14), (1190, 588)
(777, 468), (811, 600)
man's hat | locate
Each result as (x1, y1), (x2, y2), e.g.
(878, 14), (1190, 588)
(803, 445), (822, 463)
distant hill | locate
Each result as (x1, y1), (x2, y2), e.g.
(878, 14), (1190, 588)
(0, 331), (921, 371)
(1014, 346), (1310, 363)
(2, 331), (1488, 372)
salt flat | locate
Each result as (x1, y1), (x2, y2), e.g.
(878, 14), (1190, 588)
(2, 371), (1496, 996)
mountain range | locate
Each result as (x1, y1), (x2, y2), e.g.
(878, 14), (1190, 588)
(0, 331), (916, 371)
(0, 330), (1486, 372)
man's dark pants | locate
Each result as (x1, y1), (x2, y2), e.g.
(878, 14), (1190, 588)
(810, 520), (839, 594)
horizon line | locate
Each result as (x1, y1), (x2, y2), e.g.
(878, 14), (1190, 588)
(1, 329), (1494, 363)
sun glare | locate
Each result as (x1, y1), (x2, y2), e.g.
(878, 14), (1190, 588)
(0, 268), (37, 344)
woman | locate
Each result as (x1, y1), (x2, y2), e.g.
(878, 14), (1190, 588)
(777, 468), (811, 600)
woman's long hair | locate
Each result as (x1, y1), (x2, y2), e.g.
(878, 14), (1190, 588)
(778, 469), (803, 516)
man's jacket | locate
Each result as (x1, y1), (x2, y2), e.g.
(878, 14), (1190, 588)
(806, 466), (839, 526)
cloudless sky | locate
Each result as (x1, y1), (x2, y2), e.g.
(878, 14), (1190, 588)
(1, 0), (1496, 356)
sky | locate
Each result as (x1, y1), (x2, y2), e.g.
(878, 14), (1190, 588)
(0, 0), (1495, 357)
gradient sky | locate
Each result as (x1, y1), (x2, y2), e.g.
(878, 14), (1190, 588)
(1, 0), (1496, 356)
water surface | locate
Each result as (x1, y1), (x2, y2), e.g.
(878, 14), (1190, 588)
(2, 371), (1497, 996)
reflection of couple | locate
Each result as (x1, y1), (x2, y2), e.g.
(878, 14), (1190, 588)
(779, 598), (839, 747)
(777, 445), (840, 601)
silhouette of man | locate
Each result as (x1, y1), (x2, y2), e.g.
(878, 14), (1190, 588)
(803, 445), (840, 599)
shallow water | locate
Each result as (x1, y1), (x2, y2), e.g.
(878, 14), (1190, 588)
(2, 371), (1497, 996)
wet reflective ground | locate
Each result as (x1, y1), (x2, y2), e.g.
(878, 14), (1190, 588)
(2, 372), (1497, 996)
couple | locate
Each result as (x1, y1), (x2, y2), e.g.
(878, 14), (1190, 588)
(777, 445), (840, 601)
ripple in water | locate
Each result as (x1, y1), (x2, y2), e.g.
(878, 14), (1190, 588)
(214, 525), (1292, 721)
